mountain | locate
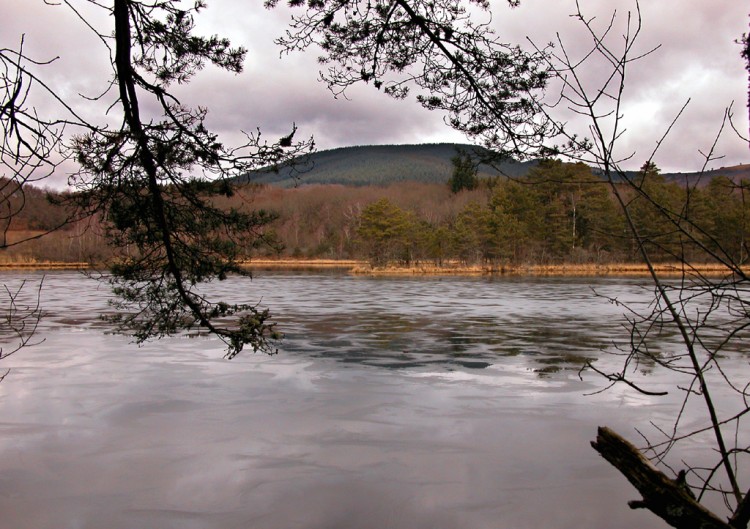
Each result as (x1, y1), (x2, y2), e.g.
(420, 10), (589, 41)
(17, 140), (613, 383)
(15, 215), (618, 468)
(238, 143), (539, 187)
(238, 143), (750, 188)
(660, 164), (750, 186)
(599, 164), (750, 187)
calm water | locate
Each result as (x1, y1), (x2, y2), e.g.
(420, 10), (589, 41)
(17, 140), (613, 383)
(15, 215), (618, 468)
(0, 271), (743, 529)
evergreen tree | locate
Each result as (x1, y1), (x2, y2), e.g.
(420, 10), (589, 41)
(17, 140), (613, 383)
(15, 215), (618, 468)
(58, 0), (313, 358)
(626, 161), (685, 261)
(357, 198), (415, 265)
(448, 152), (479, 193)
(488, 179), (542, 262)
(452, 201), (494, 263)
(699, 176), (749, 262)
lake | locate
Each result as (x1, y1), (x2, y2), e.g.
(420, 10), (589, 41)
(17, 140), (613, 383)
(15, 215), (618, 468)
(0, 271), (739, 529)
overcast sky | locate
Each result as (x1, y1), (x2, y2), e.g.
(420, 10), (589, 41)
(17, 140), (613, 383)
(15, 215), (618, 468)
(3, 0), (749, 185)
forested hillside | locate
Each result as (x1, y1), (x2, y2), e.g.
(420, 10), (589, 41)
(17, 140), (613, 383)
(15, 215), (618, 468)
(239, 143), (750, 188)
(239, 143), (539, 187)
(611, 164), (750, 187)
(6, 160), (748, 267)
(253, 160), (749, 265)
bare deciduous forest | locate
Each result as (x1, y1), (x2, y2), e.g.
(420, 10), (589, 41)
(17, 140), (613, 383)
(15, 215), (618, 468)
(5, 158), (748, 268)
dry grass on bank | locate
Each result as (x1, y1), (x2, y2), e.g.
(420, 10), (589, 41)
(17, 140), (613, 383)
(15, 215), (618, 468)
(352, 262), (738, 277)
(0, 257), (90, 270)
(246, 259), (737, 277)
(0, 257), (735, 276)
(241, 259), (361, 270)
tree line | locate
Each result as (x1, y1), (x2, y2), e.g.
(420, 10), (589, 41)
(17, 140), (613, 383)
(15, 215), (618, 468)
(356, 160), (749, 266)
(5, 159), (747, 268)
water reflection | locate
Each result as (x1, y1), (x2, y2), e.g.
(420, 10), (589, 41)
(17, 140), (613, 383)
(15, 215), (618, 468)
(0, 271), (709, 529)
(247, 274), (622, 374)
(284, 311), (603, 373)
(0, 271), (653, 375)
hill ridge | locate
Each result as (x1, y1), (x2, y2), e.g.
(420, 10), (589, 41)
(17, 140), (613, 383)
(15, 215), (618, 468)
(239, 143), (750, 188)
(239, 143), (537, 187)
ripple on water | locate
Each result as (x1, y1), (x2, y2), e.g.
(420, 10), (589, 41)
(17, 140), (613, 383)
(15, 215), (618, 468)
(0, 270), (731, 529)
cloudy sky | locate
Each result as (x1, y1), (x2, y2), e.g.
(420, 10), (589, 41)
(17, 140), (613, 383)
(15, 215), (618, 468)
(3, 0), (749, 185)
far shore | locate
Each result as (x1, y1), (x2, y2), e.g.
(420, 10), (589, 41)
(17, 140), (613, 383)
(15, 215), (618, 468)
(0, 259), (738, 277)
(241, 259), (737, 277)
(0, 261), (91, 270)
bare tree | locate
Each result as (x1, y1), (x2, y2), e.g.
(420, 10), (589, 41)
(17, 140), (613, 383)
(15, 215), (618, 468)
(283, 0), (750, 524)
(519, 3), (750, 527)
(2, 1), (320, 359)
(0, 279), (43, 383)
(0, 38), (72, 247)
(0, 37), (79, 377)
(741, 23), (749, 136)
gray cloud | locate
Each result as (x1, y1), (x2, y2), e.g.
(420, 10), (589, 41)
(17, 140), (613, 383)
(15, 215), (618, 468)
(491, 0), (748, 171)
(1, 0), (747, 186)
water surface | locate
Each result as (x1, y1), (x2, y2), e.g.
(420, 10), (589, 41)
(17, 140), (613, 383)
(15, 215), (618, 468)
(0, 271), (737, 529)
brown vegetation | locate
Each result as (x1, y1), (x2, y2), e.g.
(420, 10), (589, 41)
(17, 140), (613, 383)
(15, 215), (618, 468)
(242, 258), (735, 277)
(3, 160), (748, 275)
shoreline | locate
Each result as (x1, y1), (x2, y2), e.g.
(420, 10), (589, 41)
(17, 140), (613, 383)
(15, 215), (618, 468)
(0, 259), (737, 277)
(242, 259), (736, 277)
(0, 261), (90, 270)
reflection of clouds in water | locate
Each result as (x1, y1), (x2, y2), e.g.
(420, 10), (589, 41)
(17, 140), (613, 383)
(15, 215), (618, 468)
(244, 480), (465, 529)
(407, 364), (559, 390)
(266, 359), (325, 391)
(0, 270), (726, 529)
(0, 271), (688, 384)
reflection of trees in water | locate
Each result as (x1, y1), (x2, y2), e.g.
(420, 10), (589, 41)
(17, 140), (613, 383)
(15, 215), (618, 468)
(277, 311), (634, 375)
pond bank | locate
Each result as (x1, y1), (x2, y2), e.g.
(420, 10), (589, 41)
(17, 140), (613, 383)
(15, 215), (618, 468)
(0, 259), (735, 276)
(0, 261), (90, 270)
(242, 259), (735, 277)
